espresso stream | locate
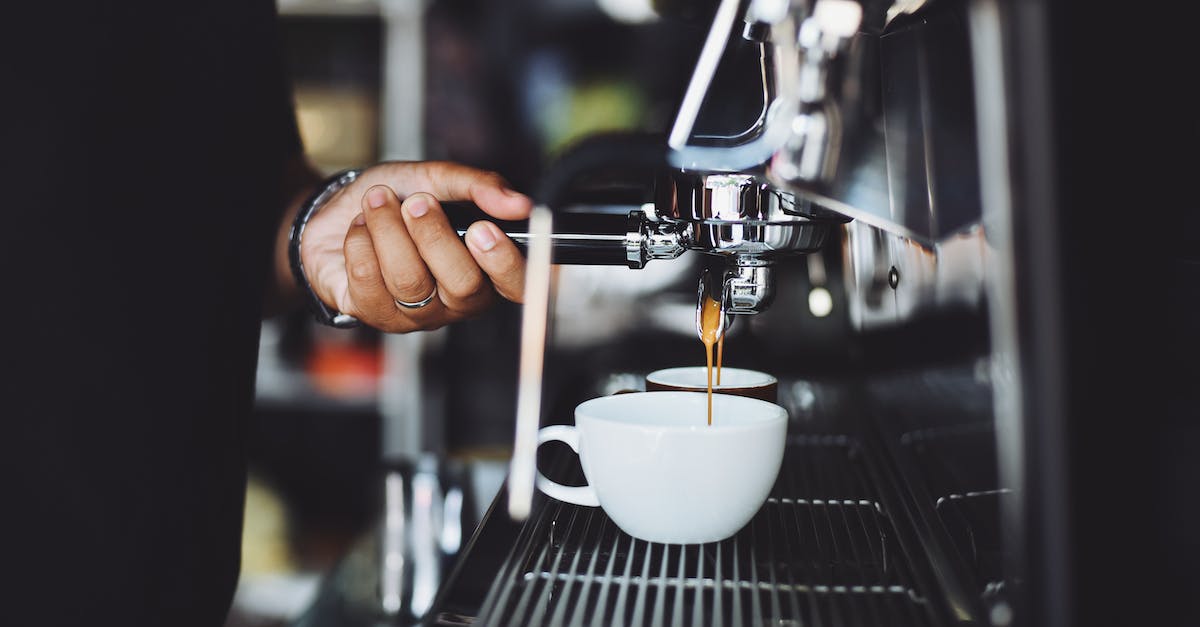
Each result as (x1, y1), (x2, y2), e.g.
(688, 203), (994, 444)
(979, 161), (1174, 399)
(699, 292), (725, 426)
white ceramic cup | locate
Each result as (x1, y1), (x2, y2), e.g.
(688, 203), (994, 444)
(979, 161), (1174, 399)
(645, 366), (779, 402)
(535, 391), (787, 544)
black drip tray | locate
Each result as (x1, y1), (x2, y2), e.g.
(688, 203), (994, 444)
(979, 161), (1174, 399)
(901, 422), (1013, 591)
(470, 436), (938, 627)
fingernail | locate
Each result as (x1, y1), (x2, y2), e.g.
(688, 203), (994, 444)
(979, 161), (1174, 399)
(406, 195), (429, 218)
(367, 186), (389, 210)
(501, 187), (524, 198)
(352, 212), (366, 226)
(469, 223), (498, 252)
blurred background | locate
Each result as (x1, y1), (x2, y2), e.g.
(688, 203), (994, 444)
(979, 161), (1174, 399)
(203, 1), (1199, 625)
(230, 1), (728, 624)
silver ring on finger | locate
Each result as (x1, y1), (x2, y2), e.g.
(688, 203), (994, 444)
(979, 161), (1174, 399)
(395, 285), (438, 310)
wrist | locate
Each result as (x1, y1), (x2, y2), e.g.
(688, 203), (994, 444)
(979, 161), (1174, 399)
(288, 167), (364, 328)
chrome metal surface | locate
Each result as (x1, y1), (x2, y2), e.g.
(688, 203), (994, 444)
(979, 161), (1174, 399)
(381, 472), (407, 616)
(667, 0), (744, 151)
(666, 0), (794, 172)
(475, 434), (938, 626)
(691, 221), (833, 257)
(725, 261), (776, 314)
(376, 457), (455, 622)
(769, 0), (983, 244)
(659, 173), (818, 224)
(841, 220), (988, 331)
(697, 0), (895, 236)
(770, 0), (864, 207)
(411, 458), (444, 617)
(464, 211), (690, 269)
(291, 459), (481, 627)
(642, 219), (693, 264)
(966, 2), (1068, 624)
(656, 172), (840, 261)
(763, 0), (891, 233)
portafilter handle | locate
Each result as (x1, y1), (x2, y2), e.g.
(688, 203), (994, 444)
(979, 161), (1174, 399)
(442, 202), (690, 268)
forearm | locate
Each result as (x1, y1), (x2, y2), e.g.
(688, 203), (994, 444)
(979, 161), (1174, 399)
(264, 155), (326, 318)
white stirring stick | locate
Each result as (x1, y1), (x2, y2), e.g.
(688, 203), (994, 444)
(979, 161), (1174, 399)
(508, 206), (554, 520)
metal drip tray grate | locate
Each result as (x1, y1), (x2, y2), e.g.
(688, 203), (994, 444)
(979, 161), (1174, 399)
(474, 435), (937, 627)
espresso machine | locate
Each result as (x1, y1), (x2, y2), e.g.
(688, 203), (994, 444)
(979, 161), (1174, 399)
(292, 0), (1195, 625)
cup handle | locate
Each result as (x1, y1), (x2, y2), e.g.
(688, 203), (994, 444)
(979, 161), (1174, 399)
(535, 425), (600, 507)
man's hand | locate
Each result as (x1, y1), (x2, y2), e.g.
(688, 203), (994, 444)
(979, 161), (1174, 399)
(299, 161), (532, 332)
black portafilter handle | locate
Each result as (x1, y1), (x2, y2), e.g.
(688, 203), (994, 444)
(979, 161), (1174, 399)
(442, 201), (644, 267)
(443, 131), (678, 267)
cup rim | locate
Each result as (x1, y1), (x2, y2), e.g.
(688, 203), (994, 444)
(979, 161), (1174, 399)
(575, 390), (786, 432)
(645, 366), (778, 389)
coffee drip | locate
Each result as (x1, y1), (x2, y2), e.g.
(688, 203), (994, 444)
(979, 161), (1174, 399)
(696, 269), (730, 426)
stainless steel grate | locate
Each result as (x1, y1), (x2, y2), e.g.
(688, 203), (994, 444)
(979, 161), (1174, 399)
(475, 435), (937, 626)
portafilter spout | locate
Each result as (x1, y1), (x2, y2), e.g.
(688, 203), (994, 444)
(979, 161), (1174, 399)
(726, 259), (775, 314)
(695, 266), (731, 343)
(695, 258), (776, 325)
(661, 171), (844, 315)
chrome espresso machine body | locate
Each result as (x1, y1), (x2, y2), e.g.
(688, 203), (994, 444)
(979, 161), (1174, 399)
(294, 1), (1193, 626)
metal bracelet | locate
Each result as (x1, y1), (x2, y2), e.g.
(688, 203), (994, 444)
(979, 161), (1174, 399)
(288, 167), (364, 328)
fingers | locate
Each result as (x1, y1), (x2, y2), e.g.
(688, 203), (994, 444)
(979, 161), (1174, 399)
(346, 185), (511, 331)
(361, 186), (438, 308)
(385, 161), (533, 221)
(465, 221), (527, 303)
(343, 187), (446, 332)
(386, 162), (531, 307)
(343, 216), (441, 333)
(399, 192), (496, 314)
